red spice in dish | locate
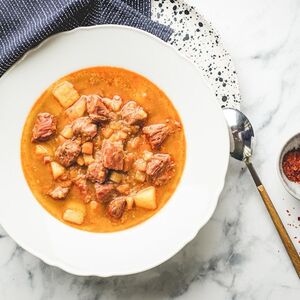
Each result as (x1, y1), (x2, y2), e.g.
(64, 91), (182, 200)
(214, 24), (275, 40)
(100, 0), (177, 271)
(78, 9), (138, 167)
(282, 149), (300, 183)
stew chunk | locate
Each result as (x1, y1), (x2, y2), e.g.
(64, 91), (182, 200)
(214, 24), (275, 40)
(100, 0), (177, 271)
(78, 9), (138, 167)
(63, 209), (85, 225)
(107, 197), (126, 219)
(120, 101), (147, 125)
(55, 140), (81, 167)
(72, 173), (91, 203)
(101, 140), (124, 170)
(102, 95), (123, 111)
(52, 81), (80, 108)
(86, 161), (107, 183)
(86, 95), (111, 123)
(32, 112), (57, 142)
(134, 186), (156, 209)
(65, 96), (86, 121)
(146, 153), (174, 186)
(72, 116), (97, 141)
(48, 185), (70, 200)
(50, 161), (65, 179)
(143, 123), (170, 149)
(94, 183), (115, 203)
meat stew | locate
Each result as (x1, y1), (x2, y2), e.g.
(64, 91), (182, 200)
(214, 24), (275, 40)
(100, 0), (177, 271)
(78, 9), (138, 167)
(21, 67), (186, 232)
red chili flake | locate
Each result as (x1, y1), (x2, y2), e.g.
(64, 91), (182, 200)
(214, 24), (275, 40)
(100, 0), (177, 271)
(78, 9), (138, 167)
(282, 150), (300, 183)
(298, 217), (300, 221)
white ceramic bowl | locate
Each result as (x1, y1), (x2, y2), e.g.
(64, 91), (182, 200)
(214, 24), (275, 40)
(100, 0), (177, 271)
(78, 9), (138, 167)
(0, 25), (229, 276)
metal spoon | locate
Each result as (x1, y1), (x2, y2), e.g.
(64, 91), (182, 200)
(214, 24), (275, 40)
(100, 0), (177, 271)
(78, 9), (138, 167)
(223, 108), (300, 278)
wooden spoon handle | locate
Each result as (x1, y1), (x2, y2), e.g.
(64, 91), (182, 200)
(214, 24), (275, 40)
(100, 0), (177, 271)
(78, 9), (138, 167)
(246, 162), (300, 278)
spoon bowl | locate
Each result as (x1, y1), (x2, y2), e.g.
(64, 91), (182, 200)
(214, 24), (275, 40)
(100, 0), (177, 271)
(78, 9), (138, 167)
(223, 108), (255, 161)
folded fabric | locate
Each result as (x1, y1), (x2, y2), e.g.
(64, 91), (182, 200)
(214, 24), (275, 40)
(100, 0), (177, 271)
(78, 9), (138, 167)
(0, 0), (173, 76)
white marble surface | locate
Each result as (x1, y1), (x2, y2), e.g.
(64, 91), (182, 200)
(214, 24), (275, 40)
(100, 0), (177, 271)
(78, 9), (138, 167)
(1, 0), (300, 299)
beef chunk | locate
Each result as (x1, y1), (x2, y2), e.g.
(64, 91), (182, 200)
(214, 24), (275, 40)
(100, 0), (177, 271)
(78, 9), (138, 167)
(146, 153), (175, 186)
(120, 101), (147, 125)
(55, 140), (81, 167)
(73, 173), (92, 203)
(86, 94), (110, 123)
(94, 183), (115, 203)
(48, 185), (70, 200)
(32, 112), (56, 142)
(107, 197), (126, 219)
(101, 140), (124, 170)
(143, 123), (170, 149)
(86, 161), (107, 183)
(72, 117), (97, 141)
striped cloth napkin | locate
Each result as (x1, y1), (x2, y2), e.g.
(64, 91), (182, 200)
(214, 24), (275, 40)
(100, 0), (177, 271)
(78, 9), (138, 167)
(0, 0), (173, 76)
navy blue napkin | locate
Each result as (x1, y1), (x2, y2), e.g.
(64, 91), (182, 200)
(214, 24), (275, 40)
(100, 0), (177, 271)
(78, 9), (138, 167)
(0, 0), (173, 76)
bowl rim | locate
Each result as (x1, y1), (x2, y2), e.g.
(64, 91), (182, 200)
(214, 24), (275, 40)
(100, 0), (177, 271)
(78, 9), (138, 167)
(277, 132), (300, 201)
(0, 24), (229, 277)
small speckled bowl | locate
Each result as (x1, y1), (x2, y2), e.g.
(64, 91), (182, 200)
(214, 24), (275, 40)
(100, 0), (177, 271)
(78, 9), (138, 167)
(278, 133), (300, 200)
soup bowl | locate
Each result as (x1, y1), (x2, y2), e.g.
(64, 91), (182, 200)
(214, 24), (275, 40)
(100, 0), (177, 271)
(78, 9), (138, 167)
(0, 25), (229, 276)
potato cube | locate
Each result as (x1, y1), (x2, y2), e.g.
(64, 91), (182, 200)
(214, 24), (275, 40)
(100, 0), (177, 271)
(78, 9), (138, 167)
(109, 171), (123, 183)
(83, 154), (94, 165)
(60, 125), (73, 139)
(76, 155), (85, 166)
(102, 127), (113, 139)
(134, 159), (147, 172)
(102, 95), (122, 111)
(89, 200), (99, 210)
(50, 161), (65, 180)
(127, 137), (140, 151)
(63, 209), (85, 225)
(116, 184), (130, 194)
(110, 131), (128, 142)
(125, 196), (134, 210)
(81, 142), (93, 155)
(65, 97), (86, 121)
(136, 109), (147, 120)
(135, 171), (146, 182)
(109, 121), (119, 130)
(134, 186), (156, 210)
(35, 145), (49, 156)
(52, 81), (80, 108)
(119, 131), (128, 139)
(143, 150), (153, 161)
